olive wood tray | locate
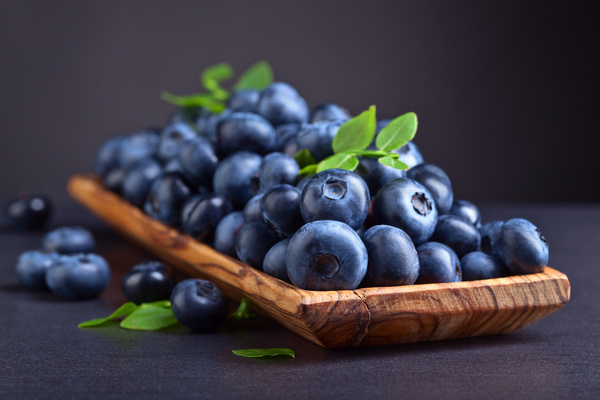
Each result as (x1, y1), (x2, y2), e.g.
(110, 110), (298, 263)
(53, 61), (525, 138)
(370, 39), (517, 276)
(68, 174), (571, 349)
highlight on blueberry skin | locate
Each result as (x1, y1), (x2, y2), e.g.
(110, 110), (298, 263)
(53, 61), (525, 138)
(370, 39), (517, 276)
(415, 242), (462, 284)
(42, 226), (96, 255)
(448, 199), (481, 228)
(45, 253), (110, 300)
(263, 239), (291, 283)
(15, 249), (59, 290)
(4, 192), (53, 230)
(235, 222), (279, 270)
(122, 261), (175, 304)
(496, 218), (549, 275)
(170, 279), (228, 332)
(285, 220), (368, 291)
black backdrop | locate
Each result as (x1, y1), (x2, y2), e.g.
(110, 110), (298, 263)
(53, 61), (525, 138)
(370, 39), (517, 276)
(1, 1), (598, 207)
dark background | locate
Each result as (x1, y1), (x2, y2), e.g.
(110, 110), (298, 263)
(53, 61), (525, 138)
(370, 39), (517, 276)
(1, 1), (598, 207)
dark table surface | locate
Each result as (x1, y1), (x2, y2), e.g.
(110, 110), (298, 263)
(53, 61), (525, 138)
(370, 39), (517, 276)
(1, 200), (599, 400)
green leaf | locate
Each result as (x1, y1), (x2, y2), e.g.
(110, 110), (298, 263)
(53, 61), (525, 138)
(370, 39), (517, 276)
(375, 112), (418, 151)
(331, 105), (376, 154)
(316, 153), (359, 173)
(147, 300), (172, 309)
(201, 62), (234, 91)
(160, 91), (226, 114)
(119, 303), (179, 331)
(353, 149), (391, 158)
(78, 302), (140, 328)
(232, 348), (295, 359)
(298, 164), (318, 176)
(233, 60), (274, 91)
(379, 156), (409, 170)
(228, 298), (256, 321)
(293, 149), (317, 169)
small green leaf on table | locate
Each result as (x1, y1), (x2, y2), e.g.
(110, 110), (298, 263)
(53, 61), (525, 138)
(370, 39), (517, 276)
(331, 105), (376, 153)
(119, 303), (179, 331)
(233, 60), (274, 91)
(228, 298), (256, 321)
(78, 302), (140, 328)
(232, 348), (296, 359)
(375, 111), (418, 151)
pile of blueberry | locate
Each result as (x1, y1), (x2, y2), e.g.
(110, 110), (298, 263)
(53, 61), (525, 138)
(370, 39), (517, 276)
(93, 80), (550, 292)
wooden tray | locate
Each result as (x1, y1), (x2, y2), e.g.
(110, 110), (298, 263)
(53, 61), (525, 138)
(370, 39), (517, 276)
(68, 174), (571, 348)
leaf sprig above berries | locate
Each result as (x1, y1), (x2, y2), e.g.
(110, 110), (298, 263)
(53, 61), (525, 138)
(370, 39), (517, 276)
(296, 106), (418, 176)
(160, 60), (273, 113)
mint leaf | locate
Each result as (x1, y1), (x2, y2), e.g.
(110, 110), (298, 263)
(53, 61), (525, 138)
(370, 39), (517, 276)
(298, 164), (318, 176)
(375, 112), (418, 151)
(331, 105), (376, 153)
(160, 91), (226, 114)
(293, 149), (317, 169)
(201, 62), (234, 91)
(379, 156), (409, 170)
(228, 298), (256, 321)
(316, 153), (359, 172)
(147, 300), (172, 309)
(353, 149), (392, 158)
(119, 303), (179, 331)
(78, 302), (140, 328)
(233, 60), (274, 91)
(232, 348), (295, 359)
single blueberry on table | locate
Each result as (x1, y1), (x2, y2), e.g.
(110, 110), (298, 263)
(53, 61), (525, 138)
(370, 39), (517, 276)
(143, 172), (197, 227)
(117, 128), (160, 169)
(157, 122), (197, 163)
(448, 199), (481, 228)
(182, 193), (233, 243)
(15, 249), (59, 290)
(242, 193), (265, 223)
(406, 163), (454, 214)
(122, 260), (175, 304)
(216, 112), (276, 156)
(309, 103), (350, 123)
(372, 178), (438, 246)
(178, 136), (219, 188)
(170, 279), (228, 332)
(258, 152), (300, 192)
(4, 192), (52, 230)
(228, 89), (260, 113)
(213, 211), (245, 258)
(120, 158), (163, 208)
(45, 253), (110, 300)
(431, 214), (481, 258)
(286, 220), (368, 291)
(261, 184), (304, 238)
(235, 222), (280, 270)
(262, 239), (291, 283)
(415, 242), (462, 284)
(212, 151), (262, 210)
(42, 226), (95, 254)
(460, 251), (509, 281)
(300, 169), (370, 231)
(94, 135), (125, 177)
(496, 218), (549, 275)
(479, 220), (504, 255)
(296, 120), (343, 161)
(256, 82), (309, 127)
(361, 225), (419, 287)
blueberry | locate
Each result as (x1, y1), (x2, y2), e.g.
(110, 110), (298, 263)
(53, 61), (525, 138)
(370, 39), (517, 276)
(262, 239), (291, 283)
(216, 112), (276, 156)
(212, 151), (262, 209)
(448, 200), (481, 228)
(103, 167), (127, 194)
(122, 260), (175, 304)
(257, 82), (309, 127)
(143, 172), (196, 227)
(195, 110), (224, 146)
(274, 123), (302, 155)
(15, 249), (59, 290)
(431, 214), (481, 258)
(228, 89), (260, 113)
(258, 152), (299, 192)
(296, 120), (343, 161)
(406, 163), (453, 214)
(460, 252), (509, 281)
(242, 193), (264, 223)
(182, 193), (233, 243)
(4, 192), (52, 230)
(300, 169), (370, 230)
(157, 122), (197, 163)
(309, 103), (350, 123)
(170, 279), (228, 332)
(235, 222), (279, 269)
(415, 242), (462, 284)
(178, 136), (219, 188)
(372, 178), (438, 246)
(117, 128), (160, 169)
(361, 225), (419, 286)
(261, 184), (304, 238)
(391, 141), (424, 169)
(479, 220), (504, 254)
(45, 253), (110, 300)
(42, 226), (95, 254)
(213, 211), (245, 258)
(94, 135), (125, 177)
(354, 157), (406, 196)
(496, 218), (549, 275)
(120, 158), (163, 208)
(286, 220), (368, 291)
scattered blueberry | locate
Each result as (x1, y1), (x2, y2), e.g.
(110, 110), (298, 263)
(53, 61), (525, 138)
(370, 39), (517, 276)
(122, 260), (175, 304)
(42, 226), (95, 254)
(4, 192), (52, 230)
(45, 253), (110, 300)
(170, 279), (228, 332)
(15, 249), (59, 290)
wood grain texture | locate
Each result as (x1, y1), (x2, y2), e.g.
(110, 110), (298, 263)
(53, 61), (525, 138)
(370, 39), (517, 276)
(68, 174), (571, 348)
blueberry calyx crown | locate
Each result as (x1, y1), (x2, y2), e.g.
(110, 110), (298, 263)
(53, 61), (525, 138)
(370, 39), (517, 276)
(196, 280), (219, 302)
(535, 228), (547, 245)
(322, 178), (347, 200)
(311, 252), (341, 279)
(411, 192), (433, 216)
